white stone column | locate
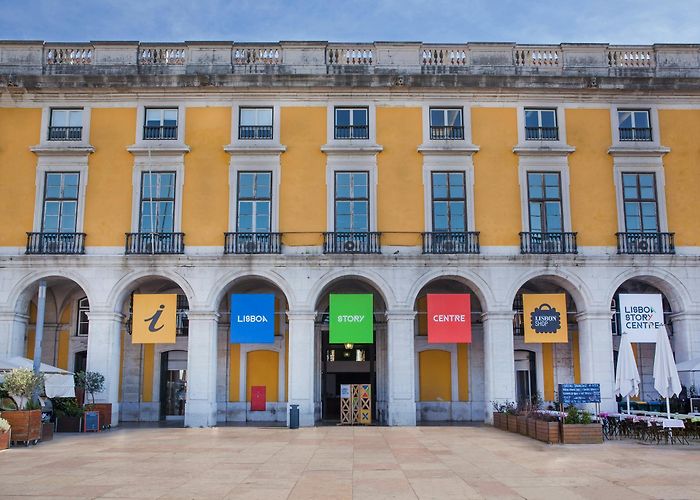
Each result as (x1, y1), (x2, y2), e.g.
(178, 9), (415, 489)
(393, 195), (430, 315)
(482, 310), (516, 423)
(576, 310), (616, 412)
(670, 312), (700, 388)
(86, 311), (124, 426)
(386, 310), (416, 426)
(0, 311), (29, 358)
(287, 310), (316, 427)
(185, 311), (219, 428)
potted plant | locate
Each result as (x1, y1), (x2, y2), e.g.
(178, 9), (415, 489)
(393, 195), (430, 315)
(526, 393), (543, 440)
(0, 368), (44, 445)
(561, 406), (603, 444)
(491, 402), (506, 430)
(53, 397), (84, 433)
(75, 371), (110, 429)
(505, 402), (518, 433)
(0, 417), (10, 450)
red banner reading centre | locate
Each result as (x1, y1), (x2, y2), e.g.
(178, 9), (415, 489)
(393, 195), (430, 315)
(427, 294), (472, 343)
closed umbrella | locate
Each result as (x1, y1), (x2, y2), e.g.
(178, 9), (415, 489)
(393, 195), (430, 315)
(653, 326), (682, 419)
(615, 334), (640, 414)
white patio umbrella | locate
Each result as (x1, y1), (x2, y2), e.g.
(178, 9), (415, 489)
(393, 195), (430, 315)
(653, 326), (682, 419)
(615, 334), (640, 414)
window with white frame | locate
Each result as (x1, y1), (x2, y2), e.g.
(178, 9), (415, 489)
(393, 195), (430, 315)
(144, 108), (178, 140)
(429, 108), (464, 140)
(335, 172), (369, 231)
(139, 172), (176, 233)
(236, 172), (272, 233)
(76, 296), (89, 336)
(524, 109), (558, 141)
(42, 172), (80, 233)
(239, 108), (273, 140)
(49, 109), (83, 141)
(334, 108), (369, 140)
(431, 172), (467, 232)
(618, 110), (652, 142)
(527, 172), (563, 233)
(622, 173), (658, 232)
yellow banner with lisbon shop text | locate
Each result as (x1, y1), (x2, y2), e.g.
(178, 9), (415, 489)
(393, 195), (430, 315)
(132, 294), (177, 344)
(523, 293), (568, 343)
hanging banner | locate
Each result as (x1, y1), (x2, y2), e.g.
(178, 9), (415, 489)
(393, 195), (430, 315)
(523, 293), (568, 343)
(427, 294), (472, 343)
(329, 294), (373, 344)
(618, 293), (664, 343)
(230, 294), (275, 344)
(132, 294), (177, 344)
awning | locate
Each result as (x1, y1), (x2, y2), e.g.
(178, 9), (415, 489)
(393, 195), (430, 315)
(0, 356), (75, 398)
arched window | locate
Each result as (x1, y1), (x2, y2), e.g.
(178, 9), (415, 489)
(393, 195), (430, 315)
(76, 296), (89, 336)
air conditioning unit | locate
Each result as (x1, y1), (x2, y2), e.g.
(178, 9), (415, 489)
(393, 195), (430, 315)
(343, 240), (357, 252)
(637, 239), (650, 252)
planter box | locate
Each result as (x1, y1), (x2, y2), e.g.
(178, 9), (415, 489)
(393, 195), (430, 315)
(507, 414), (518, 433)
(517, 415), (528, 436)
(492, 412), (503, 430)
(535, 419), (560, 444)
(41, 422), (54, 441)
(0, 430), (9, 450)
(87, 403), (112, 429)
(561, 423), (603, 444)
(527, 417), (537, 439)
(55, 416), (82, 433)
(0, 410), (41, 444)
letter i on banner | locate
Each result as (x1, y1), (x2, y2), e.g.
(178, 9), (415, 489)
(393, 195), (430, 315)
(427, 294), (472, 343)
(230, 294), (275, 344)
(132, 294), (177, 344)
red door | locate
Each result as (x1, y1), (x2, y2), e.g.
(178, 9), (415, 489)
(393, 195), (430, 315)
(251, 386), (266, 411)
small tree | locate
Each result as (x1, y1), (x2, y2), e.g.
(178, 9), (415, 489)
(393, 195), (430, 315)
(74, 371), (105, 406)
(1, 368), (44, 410)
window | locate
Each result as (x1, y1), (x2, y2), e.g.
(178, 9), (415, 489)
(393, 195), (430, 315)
(76, 297), (89, 336)
(49, 109), (82, 141)
(236, 172), (272, 232)
(335, 172), (369, 231)
(144, 108), (178, 140)
(239, 108), (273, 140)
(622, 173), (658, 232)
(139, 172), (176, 233)
(431, 172), (466, 231)
(618, 110), (651, 141)
(334, 108), (369, 139)
(525, 109), (558, 141)
(527, 172), (563, 232)
(429, 108), (464, 140)
(42, 172), (79, 233)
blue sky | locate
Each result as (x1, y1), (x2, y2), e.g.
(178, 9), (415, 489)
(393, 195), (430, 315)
(2, 0), (699, 44)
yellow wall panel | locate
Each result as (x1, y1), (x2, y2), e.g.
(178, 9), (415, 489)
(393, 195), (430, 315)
(659, 109), (700, 245)
(572, 330), (581, 384)
(418, 349), (451, 402)
(471, 108), (520, 245)
(458, 344), (469, 401)
(246, 350), (279, 402)
(376, 107), (423, 246)
(85, 108), (136, 245)
(183, 107), (230, 245)
(142, 344), (154, 402)
(279, 107), (326, 246)
(542, 344), (554, 401)
(25, 329), (35, 359)
(0, 109), (41, 245)
(416, 296), (427, 336)
(229, 344), (240, 402)
(56, 330), (69, 370)
(566, 109), (617, 245)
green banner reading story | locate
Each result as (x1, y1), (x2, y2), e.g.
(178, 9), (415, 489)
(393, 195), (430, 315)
(329, 294), (374, 344)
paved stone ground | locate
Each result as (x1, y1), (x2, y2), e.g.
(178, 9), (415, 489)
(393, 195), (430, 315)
(1, 425), (699, 499)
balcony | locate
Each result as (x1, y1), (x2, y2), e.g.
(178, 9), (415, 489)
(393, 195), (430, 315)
(143, 125), (178, 140)
(619, 127), (652, 141)
(429, 126), (464, 140)
(125, 232), (185, 254)
(422, 232), (479, 254)
(224, 232), (282, 254)
(323, 232), (381, 254)
(616, 232), (675, 255)
(26, 232), (85, 255)
(334, 125), (369, 140)
(520, 232), (578, 254)
(525, 127), (559, 141)
(48, 126), (82, 141)
(238, 125), (273, 140)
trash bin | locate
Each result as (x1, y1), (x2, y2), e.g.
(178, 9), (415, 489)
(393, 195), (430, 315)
(289, 404), (299, 429)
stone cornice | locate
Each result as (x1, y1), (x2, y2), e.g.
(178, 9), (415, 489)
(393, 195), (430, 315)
(607, 146), (670, 157)
(321, 143), (383, 155)
(418, 144), (480, 155)
(224, 144), (286, 155)
(513, 144), (575, 156)
(30, 145), (95, 156)
(127, 144), (190, 156)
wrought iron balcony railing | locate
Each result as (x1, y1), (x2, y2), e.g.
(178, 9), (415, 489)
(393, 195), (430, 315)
(224, 232), (282, 254)
(334, 125), (369, 140)
(143, 125), (178, 140)
(26, 232), (86, 254)
(323, 232), (381, 254)
(520, 232), (578, 254)
(429, 125), (465, 140)
(125, 232), (185, 254)
(238, 125), (273, 140)
(616, 232), (675, 254)
(525, 126), (559, 141)
(619, 127), (652, 141)
(422, 231), (480, 254)
(48, 126), (82, 141)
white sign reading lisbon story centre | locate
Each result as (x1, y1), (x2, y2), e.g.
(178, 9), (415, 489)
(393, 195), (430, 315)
(618, 293), (664, 343)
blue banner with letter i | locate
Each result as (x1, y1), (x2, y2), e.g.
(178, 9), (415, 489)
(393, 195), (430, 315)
(230, 294), (275, 343)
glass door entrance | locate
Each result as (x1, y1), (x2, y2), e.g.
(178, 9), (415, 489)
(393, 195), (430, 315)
(160, 350), (187, 420)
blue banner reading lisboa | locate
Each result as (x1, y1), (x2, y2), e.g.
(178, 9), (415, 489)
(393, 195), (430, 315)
(230, 294), (275, 343)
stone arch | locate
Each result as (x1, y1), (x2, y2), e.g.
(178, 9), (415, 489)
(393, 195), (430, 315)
(405, 269), (495, 312)
(9, 270), (94, 316)
(607, 268), (691, 314)
(506, 268), (592, 313)
(206, 270), (296, 312)
(107, 270), (197, 314)
(307, 269), (397, 311)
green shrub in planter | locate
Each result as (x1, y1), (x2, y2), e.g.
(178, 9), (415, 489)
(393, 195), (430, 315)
(1, 368), (44, 409)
